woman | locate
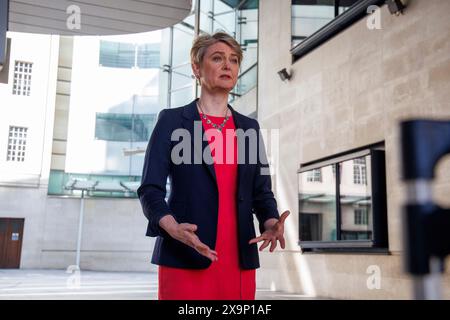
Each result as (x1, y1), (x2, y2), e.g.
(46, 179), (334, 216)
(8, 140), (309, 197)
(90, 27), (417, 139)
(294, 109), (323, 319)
(137, 31), (290, 300)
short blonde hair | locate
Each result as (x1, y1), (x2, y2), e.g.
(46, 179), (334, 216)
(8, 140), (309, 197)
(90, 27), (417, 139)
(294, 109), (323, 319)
(190, 31), (243, 66)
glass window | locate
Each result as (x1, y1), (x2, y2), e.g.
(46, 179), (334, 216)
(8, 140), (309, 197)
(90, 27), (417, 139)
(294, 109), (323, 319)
(306, 168), (322, 182)
(235, 63), (257, 95)
(172, 25), (194, 68)
(6, 126), (28, 162)
(95, 113), (156, 142)
(48, 170), (142, 198)
(338, 0), (361, 14)
(354, 208), (369, 225)
(291, 0), (335, 47)
(99, 41), (160, 69)
(298, 146), (387, 250)
(198, 0), (259, 98)
(199, 0), (213, 33)
(12, 61), (32, 96)
(99, 41), (135, 68)
(340, 155), (372, 241)
(171, 86), (195, 109)
(171, 63), (193, 90)
(291, 0), (369, 59)
(299, 165), (337, 241)
(213, 0), (236, 35)
(137, 43), (160, 69)
(353, 157), (367, 185)
(168, 24), (195, 108)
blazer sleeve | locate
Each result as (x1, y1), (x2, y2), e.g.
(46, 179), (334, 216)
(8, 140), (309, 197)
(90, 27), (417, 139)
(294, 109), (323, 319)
(137, 109), (174, 237)
(252, 119), (280, 234)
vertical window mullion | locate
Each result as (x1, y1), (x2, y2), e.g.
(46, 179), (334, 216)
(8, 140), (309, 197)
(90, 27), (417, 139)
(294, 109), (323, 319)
(134, 43), (138, 68)
(335, 162), (341, 241)
(334, 0), (340, 17)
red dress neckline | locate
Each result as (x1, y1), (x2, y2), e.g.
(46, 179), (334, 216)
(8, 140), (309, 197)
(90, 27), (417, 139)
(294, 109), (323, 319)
(199, 113), (232, 118)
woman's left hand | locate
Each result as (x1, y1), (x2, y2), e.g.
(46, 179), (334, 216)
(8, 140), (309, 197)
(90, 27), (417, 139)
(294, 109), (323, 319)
(248, 210), (290, 252)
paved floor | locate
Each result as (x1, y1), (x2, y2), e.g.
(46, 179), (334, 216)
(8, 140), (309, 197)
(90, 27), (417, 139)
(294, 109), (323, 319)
(0, 269), (319, 300)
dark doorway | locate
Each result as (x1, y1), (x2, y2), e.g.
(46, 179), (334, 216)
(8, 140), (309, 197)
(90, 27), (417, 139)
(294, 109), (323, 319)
(299, 212), (322, 241)
(0, 218), (25, 268)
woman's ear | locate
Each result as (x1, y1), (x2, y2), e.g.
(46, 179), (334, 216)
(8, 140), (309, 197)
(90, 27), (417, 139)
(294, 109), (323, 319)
(192, 62), (201, 79)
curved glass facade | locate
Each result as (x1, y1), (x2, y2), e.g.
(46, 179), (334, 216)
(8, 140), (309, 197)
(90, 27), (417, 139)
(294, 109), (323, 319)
(198, 0), (259, 98)
(49, 0), (259, 198)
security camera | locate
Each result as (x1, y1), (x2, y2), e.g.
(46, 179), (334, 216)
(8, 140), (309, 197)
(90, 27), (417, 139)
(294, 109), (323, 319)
(277, 68), (292, 81)
(387, 0), (407, 16)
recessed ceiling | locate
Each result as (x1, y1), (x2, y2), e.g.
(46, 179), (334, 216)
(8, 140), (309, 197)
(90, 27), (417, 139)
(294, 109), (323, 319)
(7, 0), (193, 36)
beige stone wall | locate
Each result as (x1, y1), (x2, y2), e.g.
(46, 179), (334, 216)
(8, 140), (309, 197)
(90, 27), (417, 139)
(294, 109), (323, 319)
(257, 0), (450, 299)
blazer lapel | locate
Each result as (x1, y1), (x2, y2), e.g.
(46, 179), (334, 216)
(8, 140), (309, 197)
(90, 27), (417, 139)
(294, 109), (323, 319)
(182, 99), (217, 184)
(229, 105), (248, 199)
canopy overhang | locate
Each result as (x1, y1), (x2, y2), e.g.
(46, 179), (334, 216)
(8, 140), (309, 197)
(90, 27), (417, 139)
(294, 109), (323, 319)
(5, 0), (193, 35)
(1, 0), (194, 69)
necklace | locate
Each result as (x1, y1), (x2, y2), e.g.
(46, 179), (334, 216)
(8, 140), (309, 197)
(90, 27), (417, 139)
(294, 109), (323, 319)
(197, 100), (230, 132)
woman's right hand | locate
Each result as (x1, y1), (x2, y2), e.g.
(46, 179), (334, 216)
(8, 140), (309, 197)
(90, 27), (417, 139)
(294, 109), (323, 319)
(159, 215), (218, 262)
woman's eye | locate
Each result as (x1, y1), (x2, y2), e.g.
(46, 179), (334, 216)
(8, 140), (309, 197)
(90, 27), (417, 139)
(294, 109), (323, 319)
(213, 56), (222, 61)
(231, 59), (238, 64)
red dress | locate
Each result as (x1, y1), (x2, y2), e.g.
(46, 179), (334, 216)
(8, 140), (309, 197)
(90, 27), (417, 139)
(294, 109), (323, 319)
(158, 112), (256, 300)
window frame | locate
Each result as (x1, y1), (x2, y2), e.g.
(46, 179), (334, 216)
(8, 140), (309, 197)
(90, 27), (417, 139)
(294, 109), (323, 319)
(297, 142), (389, 253)
(354, 207), (369, 225)
(6, 126), (28, 162)
(353, 157), (367, 185)
(306, 168), (322, 182)
(291, 0), (386, 63)
(12, 60), (33, 96)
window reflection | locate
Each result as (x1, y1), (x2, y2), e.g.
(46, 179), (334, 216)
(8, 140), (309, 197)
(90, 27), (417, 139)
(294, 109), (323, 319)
(338, 0), (360, 14)
(56, 1), (260, 199)
(353, 157), (367, 185)
(99, 41), (135, 68)
(236, 64), (257, 95)
(340, 156), (372, 241)
(171, 87), (194, 108)
(172, 26), (194, 68)
(299, 155), (373, 243)
(199, 0), (259, 97)
(299, 165), (337, 241)
(200, 0), (213, 33)
(307, 168), (322, 182)
(95, 113), (156, 142)
(291, 0), (335, 47)
(171, 63), (193, 89)
(137, 43), (160, 68)
(213, 0), (236, 35)
(163, 23), (196, 108)
(291, 0), (360, 47)
(99, 41), (159, 69)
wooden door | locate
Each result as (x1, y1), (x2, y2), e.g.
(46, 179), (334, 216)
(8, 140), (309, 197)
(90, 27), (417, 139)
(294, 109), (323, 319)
(0, 218), (24, 268)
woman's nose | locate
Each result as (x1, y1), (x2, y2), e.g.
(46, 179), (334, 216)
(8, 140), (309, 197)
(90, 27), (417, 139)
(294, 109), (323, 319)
(222, 59), (231, 69)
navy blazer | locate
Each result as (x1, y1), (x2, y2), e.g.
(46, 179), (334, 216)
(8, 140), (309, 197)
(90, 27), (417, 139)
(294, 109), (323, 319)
(137, 99), (280, 270)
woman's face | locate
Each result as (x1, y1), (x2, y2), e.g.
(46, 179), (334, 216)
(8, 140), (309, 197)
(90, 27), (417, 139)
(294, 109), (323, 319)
(193, 41), (240, 93)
